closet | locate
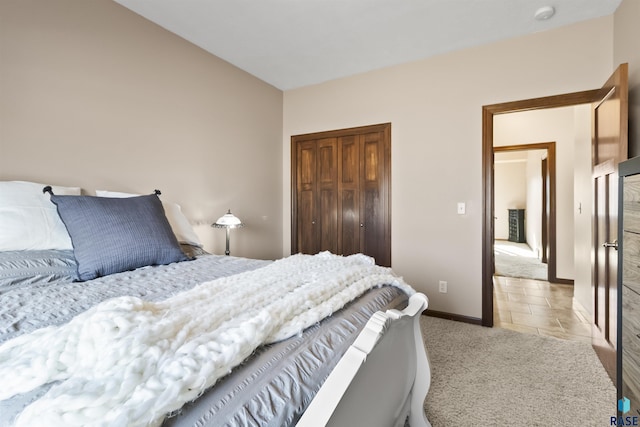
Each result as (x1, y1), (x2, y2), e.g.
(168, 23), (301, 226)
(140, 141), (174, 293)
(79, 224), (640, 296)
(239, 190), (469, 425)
(291, 123), (391, 267)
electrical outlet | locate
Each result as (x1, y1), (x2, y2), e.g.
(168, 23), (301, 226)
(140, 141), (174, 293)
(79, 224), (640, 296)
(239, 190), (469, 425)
(439, 280), (448, 293)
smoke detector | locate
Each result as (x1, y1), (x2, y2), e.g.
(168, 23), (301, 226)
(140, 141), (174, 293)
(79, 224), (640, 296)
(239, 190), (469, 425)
(534, 6), (555, 21)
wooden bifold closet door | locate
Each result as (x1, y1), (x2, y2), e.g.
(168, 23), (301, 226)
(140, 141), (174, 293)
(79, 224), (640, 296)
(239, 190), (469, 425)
(291, 123), (391, 267)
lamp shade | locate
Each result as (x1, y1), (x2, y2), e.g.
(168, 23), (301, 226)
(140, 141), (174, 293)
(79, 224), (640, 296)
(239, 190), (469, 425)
(212, 210), (243, 228)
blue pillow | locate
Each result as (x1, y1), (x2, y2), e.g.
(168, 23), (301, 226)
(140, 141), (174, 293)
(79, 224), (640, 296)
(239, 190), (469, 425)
(48, 191), (191, 281)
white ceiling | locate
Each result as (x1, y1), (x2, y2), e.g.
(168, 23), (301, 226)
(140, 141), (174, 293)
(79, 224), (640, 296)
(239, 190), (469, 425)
(113, 0), (621, 91)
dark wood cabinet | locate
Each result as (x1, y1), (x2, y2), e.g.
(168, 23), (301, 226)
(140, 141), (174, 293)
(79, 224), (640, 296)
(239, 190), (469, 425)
(292, 123), (391, 266)
(508, 209), (526, 243)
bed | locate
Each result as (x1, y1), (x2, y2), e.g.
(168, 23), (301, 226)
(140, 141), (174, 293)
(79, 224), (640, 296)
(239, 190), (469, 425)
(0, 181), (431, 427)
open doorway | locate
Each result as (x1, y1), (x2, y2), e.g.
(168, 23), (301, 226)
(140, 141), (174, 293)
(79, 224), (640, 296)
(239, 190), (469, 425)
(493, 144), (554, 283)
(491, 140), (592, 342)
(490, 138), (594, 342)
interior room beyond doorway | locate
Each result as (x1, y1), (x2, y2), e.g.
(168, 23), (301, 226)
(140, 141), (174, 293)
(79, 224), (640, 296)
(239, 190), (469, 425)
(494, 148), (550, 283)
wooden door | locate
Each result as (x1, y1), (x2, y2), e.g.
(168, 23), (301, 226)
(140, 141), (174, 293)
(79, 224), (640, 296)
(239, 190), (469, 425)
(592, 63), (628, 383)
(295, 138), (338, 254)
(360, 130), (390, 267)
(317, 138), (338, 253)
(296, 140), (318, 254)
(338, 135), (360, 257)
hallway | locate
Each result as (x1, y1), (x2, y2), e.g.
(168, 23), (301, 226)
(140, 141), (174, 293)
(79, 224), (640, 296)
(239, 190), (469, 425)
(493, 275), (591, 343)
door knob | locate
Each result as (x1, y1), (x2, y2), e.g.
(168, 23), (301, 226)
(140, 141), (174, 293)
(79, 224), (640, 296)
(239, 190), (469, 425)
(602, 240), (618, 250)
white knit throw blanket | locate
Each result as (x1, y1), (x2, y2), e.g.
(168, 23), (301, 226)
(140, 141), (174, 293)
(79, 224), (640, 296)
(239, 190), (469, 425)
(0, 252), (414, 427)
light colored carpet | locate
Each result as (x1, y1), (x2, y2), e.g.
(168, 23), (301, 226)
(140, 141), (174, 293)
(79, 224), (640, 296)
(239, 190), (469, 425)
(494, 240), (547, 281)
(420, 316), (615, 426)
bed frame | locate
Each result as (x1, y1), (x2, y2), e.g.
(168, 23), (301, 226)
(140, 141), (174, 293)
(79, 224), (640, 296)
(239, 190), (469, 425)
(297, 293), (431, 427)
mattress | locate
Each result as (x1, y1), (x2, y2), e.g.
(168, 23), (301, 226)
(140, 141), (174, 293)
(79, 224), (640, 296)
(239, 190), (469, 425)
(0, 251), (407, 426)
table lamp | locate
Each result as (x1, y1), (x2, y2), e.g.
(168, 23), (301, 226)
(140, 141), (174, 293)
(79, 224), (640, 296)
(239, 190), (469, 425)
(212, 209), (243, 255)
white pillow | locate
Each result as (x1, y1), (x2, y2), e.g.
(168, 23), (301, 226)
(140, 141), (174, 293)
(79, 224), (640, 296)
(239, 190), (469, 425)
(95, 190), (203, 247)
(0, 181), (81, 251)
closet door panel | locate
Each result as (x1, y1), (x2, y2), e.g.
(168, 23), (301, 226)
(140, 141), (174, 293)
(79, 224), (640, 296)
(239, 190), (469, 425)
(296, 141), (317, 254)
(362, 186), (384, 262)
(317, 138), (338, 253)
(298, 191), (316, 254)
(360, 132), (390, 266)
(340, 136), (359, 185)
(338, 135), (360, 256)
(340, 189), (359, 255)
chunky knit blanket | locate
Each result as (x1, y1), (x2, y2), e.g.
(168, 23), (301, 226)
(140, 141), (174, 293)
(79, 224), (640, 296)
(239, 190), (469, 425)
(0, 252), (413, 427)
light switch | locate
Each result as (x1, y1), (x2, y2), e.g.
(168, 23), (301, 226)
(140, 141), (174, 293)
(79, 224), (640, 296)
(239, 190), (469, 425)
(457, 202), (466, 215)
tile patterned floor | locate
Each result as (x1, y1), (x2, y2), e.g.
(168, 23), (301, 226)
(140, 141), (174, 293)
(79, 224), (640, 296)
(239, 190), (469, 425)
(493, 275), (592, 343)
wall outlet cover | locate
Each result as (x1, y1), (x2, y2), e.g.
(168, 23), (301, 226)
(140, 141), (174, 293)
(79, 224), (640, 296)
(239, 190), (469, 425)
(439, 280), (447, 293)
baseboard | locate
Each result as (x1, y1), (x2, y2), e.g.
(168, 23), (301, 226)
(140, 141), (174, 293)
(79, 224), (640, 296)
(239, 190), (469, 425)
(424, 309), (483, 326)
(572, 297), (593, 324)
(551, 278), (574, 285)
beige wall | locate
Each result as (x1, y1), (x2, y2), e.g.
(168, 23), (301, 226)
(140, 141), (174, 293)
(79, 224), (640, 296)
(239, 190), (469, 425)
(614, 0), (640, 157)
(0, 0), (284, 260)
(525, 150), (545, 257)
(573, 104), (593, 314)
(493, 154), (527, 241)
(283, 17), (614, 318)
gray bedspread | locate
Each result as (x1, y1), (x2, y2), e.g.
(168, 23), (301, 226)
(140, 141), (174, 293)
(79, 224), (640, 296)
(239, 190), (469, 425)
(0, 249), (78, 290)
(0, 252), (407, 426)
(0, 252), (269, 344)
(163, 286), (406, 427)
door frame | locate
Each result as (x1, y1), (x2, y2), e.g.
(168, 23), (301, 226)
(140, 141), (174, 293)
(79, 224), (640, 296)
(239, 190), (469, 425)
(482, 90), (601, 326)
(541, 156), (549, 264)
(494, 142), (557, 282)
